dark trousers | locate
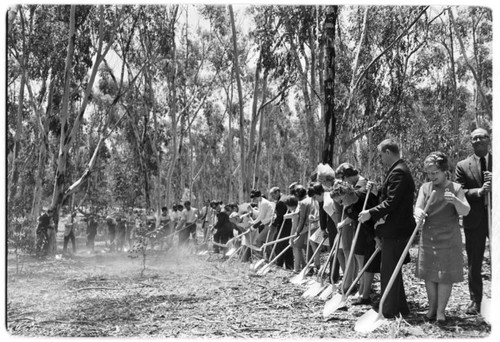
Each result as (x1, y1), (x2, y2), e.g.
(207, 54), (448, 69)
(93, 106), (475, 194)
(380, 237), (409, 318)
(464, 214), (488, 304)
(178, 224), (196, 246)
(63, 230), (76, 253)
(327, 223), (340, 283)
(275, 222), (294, 270)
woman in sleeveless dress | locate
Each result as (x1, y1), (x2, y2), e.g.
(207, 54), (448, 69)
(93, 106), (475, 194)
(415, 151), (470, 323)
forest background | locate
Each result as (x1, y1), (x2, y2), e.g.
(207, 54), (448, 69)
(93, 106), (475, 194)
(3, 2), (497, 248)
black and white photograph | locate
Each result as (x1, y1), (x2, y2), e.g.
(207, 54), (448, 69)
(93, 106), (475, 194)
(3, 1), (497, 339)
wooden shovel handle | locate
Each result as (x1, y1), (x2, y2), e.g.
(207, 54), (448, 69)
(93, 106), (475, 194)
(342, 182), (373, 295)
(377, 190), (437, 315)
(345, 246), (381, 297)
(300, 236), (329, 273)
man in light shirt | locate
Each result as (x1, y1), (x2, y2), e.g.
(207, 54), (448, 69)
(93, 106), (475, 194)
(177, 201), (198, 246)
(249, 189), (275, 259)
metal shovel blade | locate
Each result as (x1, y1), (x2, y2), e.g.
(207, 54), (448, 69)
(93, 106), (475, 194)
(318, 284), (336, 301)
(323, 293), (347, 318)
(225, 247), (237, 257)
(302, 281), (326, 298)
(480, 297), (491, 323)
(354, 309), (387, 333)
(290, 268), (308, 285)
(257, 263), (272, 276)
(250, 259), (266, 272)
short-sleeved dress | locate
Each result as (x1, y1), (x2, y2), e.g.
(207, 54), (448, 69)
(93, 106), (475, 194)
(416, 181), (464, 284)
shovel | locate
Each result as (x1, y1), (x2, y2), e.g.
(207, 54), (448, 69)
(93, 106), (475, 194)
(303, 232), (340, 298)
(257, 243), (294, 276)
(290, 236), (328, 285)
(319, 210), (346, 301)
(249, 226), (272, 270)
(323, 184), (372, 317)
(224, 230), (252, 257)
(355, 190), (437, 333)
(480, 193), (492, 323)
(323, 246), (381, 316)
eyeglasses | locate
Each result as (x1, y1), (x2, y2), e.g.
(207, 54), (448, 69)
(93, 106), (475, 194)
(472, 135), (489, 141)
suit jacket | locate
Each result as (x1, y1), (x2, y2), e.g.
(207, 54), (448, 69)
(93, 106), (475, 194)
(455, 154), (492, 230)
(369, 159), (416, 239)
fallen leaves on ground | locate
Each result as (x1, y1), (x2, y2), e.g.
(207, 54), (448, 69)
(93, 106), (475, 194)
(6, 244), (491, 338)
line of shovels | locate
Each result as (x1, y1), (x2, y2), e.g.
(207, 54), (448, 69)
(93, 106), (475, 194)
(195, 188), (440, 333)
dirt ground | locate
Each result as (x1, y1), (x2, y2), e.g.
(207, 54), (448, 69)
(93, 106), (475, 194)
(5, 233), (492, 339)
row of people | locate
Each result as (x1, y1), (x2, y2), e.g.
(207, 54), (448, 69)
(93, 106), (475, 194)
(203, 128), (491, 323)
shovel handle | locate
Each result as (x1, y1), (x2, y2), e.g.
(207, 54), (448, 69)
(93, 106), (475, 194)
(269, 214), (288, 258)
(345, 246), (382, 297)
(226, 229), (251, 245)
(341, 182), (373, 295)
(260, 243), (294, 271)
(377, 190), (437, 316)
(318, 232), (340, 278)
(261, 235), (291, 248)
(298, 236), (328, 275)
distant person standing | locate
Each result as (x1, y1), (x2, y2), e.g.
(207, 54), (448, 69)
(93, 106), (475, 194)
(106, 216), (117, 251)
(455, 128), (492, 315)
(63, 212), (77, 254)
(177, 201), (198, 246)
(36, 207), (54, 257)
(359, 138), (416, 318)
(87, 215), (98, 253)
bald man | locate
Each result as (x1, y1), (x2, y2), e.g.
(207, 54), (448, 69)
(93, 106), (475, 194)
(455, 128), (492, 315)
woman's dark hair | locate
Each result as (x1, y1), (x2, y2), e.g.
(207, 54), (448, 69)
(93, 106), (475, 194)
(282, 195), (298, 208)
(294, 185), (307, 200)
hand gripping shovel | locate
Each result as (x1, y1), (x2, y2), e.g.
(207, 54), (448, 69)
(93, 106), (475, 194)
(302, 234), (338, 298)
(290, 236), (329, 285)
(354, 190), (437, 333)
(257, 243), (294, 276)
(480, 193), (492, 323)
(323, 245), (381, 316)
(323, 184), (372, 318)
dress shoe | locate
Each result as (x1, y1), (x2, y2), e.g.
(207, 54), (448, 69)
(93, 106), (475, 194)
(435, 317), (447, 327)
(352, 297), (371, 306)
(465, 301), (480, 315)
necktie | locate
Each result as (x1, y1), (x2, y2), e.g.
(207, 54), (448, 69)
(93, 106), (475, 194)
(480, 157), (486, 183)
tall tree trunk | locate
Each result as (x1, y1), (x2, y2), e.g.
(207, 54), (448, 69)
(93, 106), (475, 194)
(448, 7), (491, 119)
(252, 71), (268, 189)
(164, 5), (180, 206)
(229, 5), (247, 201)
(322, 6), (338, 166)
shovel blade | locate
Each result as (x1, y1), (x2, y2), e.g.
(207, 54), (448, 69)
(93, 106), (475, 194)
(302, 281), (325, 298)
(290, 269), (308, 285)
(257, 264), (271, 276)
(225, 247), (237, 257)
(354, 309), (387, 333)
(481, 297), (491, 323)
(250, 259), (266, 272)
(318, 284), (336, 301)
(322, 293), (346, 318)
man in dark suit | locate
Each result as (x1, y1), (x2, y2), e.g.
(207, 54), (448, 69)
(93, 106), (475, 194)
(455, 128), (492, 315)
(359, 138), (416, 318)
(270, 187), (294, 269)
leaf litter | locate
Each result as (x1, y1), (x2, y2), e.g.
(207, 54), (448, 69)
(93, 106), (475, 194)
(6, 244), (491, 338)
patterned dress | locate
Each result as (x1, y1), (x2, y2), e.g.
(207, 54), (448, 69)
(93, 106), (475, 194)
(416, 181), (465, 283)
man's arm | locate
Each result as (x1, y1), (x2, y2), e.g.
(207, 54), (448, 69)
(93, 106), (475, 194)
(455, 162), (485, 202)
(369, 168), (407, 222)
(272, 201), (287, 228)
